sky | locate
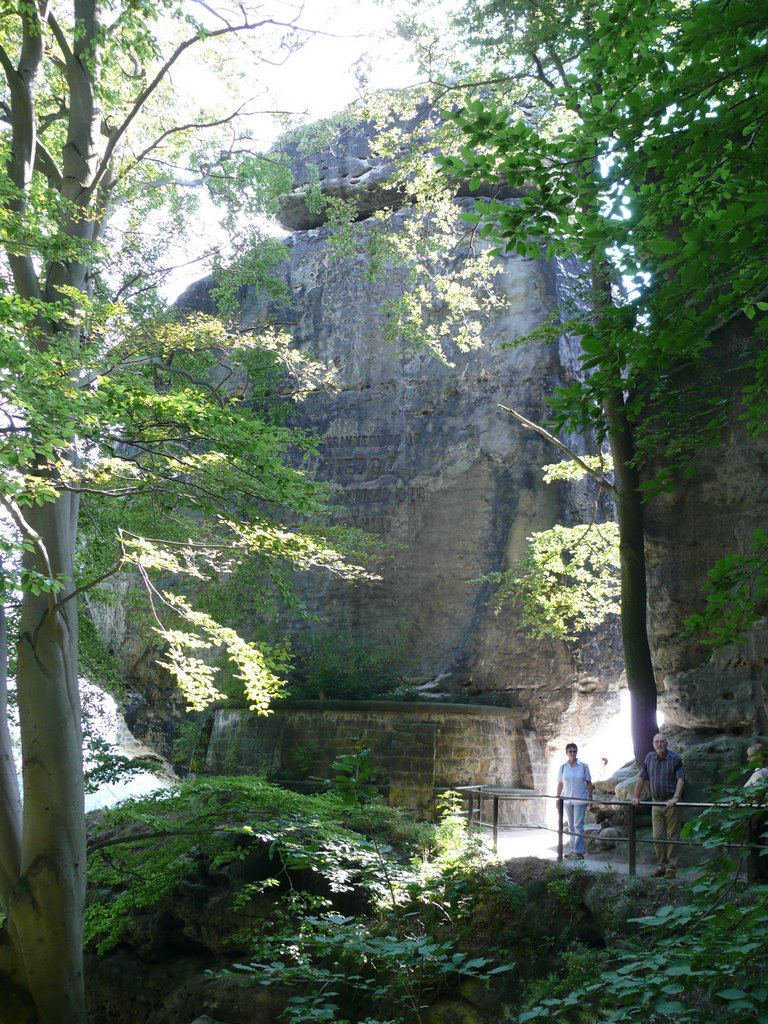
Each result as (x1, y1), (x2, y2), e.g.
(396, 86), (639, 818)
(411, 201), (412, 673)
(172, 0), (422, 147)
(161, 0), (423, 298)
(265, 1), (421, 128)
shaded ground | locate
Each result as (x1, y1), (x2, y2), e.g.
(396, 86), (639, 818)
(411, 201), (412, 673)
(492, 825), (707, 877)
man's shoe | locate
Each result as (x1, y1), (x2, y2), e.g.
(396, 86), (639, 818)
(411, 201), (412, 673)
(653, 867), (666, 877)
(665, 869), (676, 879)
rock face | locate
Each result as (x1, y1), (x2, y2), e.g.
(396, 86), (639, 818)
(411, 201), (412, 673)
(271, 104), (525, 232)
(163, 111), (668, 782)
(117, 108), (766, 793)
(118, 182), (632, 771)
(205, 114), (627, 759)
(218, 193), (627, 772)
(642, 323), (768, 742)
(99, 232), (629, 781)
(272, 115), (407, 231)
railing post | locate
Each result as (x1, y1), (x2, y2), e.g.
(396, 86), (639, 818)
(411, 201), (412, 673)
(442, 790), (709, 869)
(628, 802), (637, 876)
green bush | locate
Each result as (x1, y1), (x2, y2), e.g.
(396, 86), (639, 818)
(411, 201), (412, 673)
(518, 776), (768, 1023)
(288, 624), (409, 702)
(85, 772), (513, 1022)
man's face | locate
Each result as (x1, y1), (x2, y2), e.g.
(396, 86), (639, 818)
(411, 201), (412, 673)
(653, 737), (668, 757)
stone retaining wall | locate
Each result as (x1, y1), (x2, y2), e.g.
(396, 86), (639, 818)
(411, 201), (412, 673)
(206, 701), (538, 819)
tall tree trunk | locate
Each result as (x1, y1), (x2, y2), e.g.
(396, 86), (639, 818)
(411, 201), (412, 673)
(589, 263), (657, 763)
(0, 602), (22, 901)
(0, 3), (95, 1013)
(7, 494), (86, 1024)
(604, 390), (658, 762)
(0, 0), (112, 1014)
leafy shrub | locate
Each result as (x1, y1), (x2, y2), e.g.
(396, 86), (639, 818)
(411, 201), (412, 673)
(288, 623), (409, 701)
(85, 766), (514, 1022)
(518, 777), (768, 1023)
(85, 776), (426, 953)
(223, 760), (513, 1023)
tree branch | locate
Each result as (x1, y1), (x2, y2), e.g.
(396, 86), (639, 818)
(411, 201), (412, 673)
(0, 496), (55, 587)
(50, 560), (126, 614)
(530, 51), (557, 91)
(33, 136), (64, 190)
(703, 287), (768, 339)
(91, 14), (304, 196)
(0, 34), (44, 304)
(98, 354), (228, 403)
(44, 8), (75, 68)
(115, 104), (249, 185)
(498, 403), (616, 493)
(87, 818), (255, 853)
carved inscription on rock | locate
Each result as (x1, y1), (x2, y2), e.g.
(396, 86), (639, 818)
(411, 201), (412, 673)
(311, 431), (427, 536)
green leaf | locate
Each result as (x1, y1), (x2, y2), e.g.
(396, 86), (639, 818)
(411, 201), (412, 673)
(645, 238), (677, 255)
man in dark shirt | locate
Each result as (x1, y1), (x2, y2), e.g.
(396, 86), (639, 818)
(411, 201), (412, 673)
(631, 734), (686, 879)
(744, 743), (768, 883)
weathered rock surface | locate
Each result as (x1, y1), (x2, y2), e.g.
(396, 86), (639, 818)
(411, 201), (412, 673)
(105, 108), (768, 792)
(273, 115), (406, 230)
(272, 103), (526, 231)
(216, 215), (626, 760)
(642, 324), (768, 741)
(111, 200), (629, 768)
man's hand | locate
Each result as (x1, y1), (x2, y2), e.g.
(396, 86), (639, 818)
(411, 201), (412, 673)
(666, 797), (678, 809)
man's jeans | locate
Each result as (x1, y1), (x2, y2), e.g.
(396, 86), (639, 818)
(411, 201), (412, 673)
(651, 804), (682, 868)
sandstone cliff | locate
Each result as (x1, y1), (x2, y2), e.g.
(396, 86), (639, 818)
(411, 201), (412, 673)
(203, 114), (625, 756)
(108, 108), (767, 796)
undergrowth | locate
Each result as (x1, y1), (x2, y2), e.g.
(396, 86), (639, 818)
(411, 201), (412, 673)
(85, 763), (768, 1023)
(85, 764), (512, 1022)
(518, 774), (768, 1023)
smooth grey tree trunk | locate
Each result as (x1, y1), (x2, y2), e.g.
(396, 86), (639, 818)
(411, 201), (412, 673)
(0, 3), (94, 1013)
(0, 497), (86, 1024)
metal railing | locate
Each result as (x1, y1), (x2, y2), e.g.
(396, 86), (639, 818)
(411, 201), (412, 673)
(452, 786), (716, 876)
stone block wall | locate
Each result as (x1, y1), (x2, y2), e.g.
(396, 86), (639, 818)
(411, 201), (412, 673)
(206, 701), (535, 820)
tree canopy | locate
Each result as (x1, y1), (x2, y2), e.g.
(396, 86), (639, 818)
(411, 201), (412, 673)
(436, 0), (767, 460)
